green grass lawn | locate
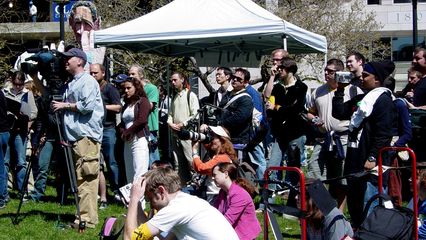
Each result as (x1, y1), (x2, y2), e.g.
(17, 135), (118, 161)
(0, 184), (302, 240)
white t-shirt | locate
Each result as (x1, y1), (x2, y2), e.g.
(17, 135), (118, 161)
(122, 104), (135, 129)
(308, 84), (363, 133)
(149, 191), (239, 240)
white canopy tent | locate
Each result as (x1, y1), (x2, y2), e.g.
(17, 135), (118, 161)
(94, 0), (327, 67)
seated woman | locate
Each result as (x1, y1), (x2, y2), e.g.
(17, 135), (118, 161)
(212, 162), (261, 240)
(191, 126), (237, 202)
(306, 179), (353, 240)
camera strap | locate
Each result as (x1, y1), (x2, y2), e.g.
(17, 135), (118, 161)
(223, 92), (250, 109)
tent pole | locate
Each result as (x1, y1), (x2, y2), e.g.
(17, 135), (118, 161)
(166, 59), (172, 161)
(282, 35), (287, 51)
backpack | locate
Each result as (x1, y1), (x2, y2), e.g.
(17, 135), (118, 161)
(237, 161), (259, 195)
(354, 194), (414, 240)
(99, 215), (125, 240)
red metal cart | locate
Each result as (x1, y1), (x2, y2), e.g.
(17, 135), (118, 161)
(262, 166), (306, 240)
(377, 146), (418, 240)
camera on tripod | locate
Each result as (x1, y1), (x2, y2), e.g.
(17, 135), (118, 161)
(20, 49), (68, 96)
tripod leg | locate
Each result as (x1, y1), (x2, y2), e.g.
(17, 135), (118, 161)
(62, 144), (85, 232)
(13, 156), (33, 225)
(54, 112), (85, 232)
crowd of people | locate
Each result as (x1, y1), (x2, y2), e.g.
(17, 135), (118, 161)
(0, 45), (426, 239)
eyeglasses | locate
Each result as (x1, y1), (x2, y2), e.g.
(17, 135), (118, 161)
(277, 67), (286, 72)
(272, 58), (283, 62)
(232, 76), (244, 83)
(324, 68), (337, 74)
(13, 82), (24, 86)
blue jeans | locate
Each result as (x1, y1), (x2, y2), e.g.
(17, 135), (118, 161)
(247, 143), (267, 180)
(4, 134), (27, 191)
(268, 136), (306, 180)
(0, 132), (10, 204)
(148, 131), (160, 167)
(364, 181), (387, 216)
(31, 140), (54, 200)
(268, 135), (306, 205)
(102, 128), (120, 192)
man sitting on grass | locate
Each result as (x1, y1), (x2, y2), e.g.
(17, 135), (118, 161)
(124, 167), (238, 240)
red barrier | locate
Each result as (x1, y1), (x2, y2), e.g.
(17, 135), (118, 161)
(377, 146), (418, 240)
(263, 166), (306, 240)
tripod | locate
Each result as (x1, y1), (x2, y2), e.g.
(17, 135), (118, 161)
(12, 111), (85, 232)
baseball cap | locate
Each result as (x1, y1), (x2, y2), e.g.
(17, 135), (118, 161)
(209, 126), (230, 139)
(62, 48), (87, 62)
(112, 74), (130, 84)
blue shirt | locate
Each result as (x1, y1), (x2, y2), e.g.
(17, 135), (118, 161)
(63, 72), (104, 143)
(245, 85), (264, 113)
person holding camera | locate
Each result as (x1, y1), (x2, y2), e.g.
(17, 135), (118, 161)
(306, 59), (363, 210)
(332, 61), (396, 228)
(265, 57), (307, 207)
(52, 48), (104, 229)
(124, 167), (238, 240)
(119, 77), (151, 184)
(190, 126), (237, 202)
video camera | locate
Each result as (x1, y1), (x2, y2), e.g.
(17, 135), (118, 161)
(20, 49), (68, 96)
(200, 104), (221, 126)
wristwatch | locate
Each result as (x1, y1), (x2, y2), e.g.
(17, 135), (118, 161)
(66, 103), (71, 110)
(367, 156), (376, 162)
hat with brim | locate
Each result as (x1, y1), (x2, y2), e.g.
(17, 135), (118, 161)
(112, 74), (130, 84)
(62, 48), (87, 62)
(209, 126), (230, 139)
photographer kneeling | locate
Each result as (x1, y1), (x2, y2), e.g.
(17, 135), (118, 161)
(177, 126), (237, 202)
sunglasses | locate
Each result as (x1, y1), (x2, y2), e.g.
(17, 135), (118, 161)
(324, 68), (337, 74)
(13, 82), (24, 86)
(232, 76), (244, 83)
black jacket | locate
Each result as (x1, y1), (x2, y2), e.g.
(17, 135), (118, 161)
(218, 90), (253, 144)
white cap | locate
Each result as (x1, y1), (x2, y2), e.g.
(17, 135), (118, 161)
(209, 126), (230, 139)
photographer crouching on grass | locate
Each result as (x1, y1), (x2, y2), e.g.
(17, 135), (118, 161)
(124, 167), (238, 240)
(177, 125), (237, 202)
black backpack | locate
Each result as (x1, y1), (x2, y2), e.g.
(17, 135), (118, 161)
(354, 194), (415, 240)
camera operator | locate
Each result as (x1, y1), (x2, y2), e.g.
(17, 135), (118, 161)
(188, 126), (237, 202)
(52, 48), (104, 229)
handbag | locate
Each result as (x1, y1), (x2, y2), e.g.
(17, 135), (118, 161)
(143, 128), (158, 151)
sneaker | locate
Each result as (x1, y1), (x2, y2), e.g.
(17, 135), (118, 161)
(113, 194), (122, 202)
(0, 201), (5, 209)
(99, 201), (107, 210)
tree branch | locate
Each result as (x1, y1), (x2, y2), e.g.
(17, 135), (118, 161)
(188, 57), (215, 94)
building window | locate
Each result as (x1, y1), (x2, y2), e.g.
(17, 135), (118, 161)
(392, 36), (426, 61)
(368, 0), (381, 4)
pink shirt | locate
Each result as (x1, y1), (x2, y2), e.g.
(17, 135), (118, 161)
(214, 182), (261, 240)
